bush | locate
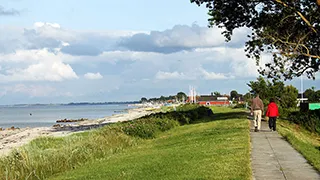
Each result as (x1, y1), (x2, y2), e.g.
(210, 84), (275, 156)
(175, 103), (200, 112)
(288, 109), (320, 134)
(121, 105), (214, 138)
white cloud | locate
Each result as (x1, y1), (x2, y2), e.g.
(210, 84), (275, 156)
(84, 72), (103, 80)
(0, 49), (78, 82)
(34, 22), (61, 29)
(0, 22), (318, 104)
(0, 61), (78, 82)
(155, 71), (195, 80)
(198, 68), (231, 80)
(2, 84), (56, 97)
(0, 48), (75, 63)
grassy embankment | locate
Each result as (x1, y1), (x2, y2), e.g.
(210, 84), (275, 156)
(277, 119), (320, 171)
(0, 106), (252, 180)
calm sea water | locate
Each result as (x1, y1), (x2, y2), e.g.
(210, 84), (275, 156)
(0, 104), (131, 129)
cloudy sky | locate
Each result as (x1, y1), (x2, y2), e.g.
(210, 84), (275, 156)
(0, 0), (319, 105)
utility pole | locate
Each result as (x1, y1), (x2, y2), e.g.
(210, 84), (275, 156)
(301, 75), (304, 103)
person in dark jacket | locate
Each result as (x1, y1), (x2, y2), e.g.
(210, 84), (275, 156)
(266, 98), (279, 131)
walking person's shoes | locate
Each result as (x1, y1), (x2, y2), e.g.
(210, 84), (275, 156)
(254, 127), (258, 132)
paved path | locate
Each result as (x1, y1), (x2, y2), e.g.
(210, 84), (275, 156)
(250, 119), (320, 180)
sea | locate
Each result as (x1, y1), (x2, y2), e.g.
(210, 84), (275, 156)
(0, 104), (133, 129)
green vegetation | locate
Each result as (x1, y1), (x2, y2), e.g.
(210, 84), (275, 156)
(51, 107), (251, 180)
(0, 106), (251, 180)
(247, 76), (299, 118)
(277, 120), (320, 171)
(304, 87), (320, 102)
(191, 0), (320, 79)
(141, 91), (188, 103)
(288, 109), (320, 134)
(0, 127), (137, 180)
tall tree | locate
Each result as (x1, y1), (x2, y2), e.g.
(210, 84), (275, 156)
(281, 85), (299, 109)
(247, 76), (269, 101)
(140, 97), (148, 103)
(304, 87), (319, 102)
(176, 92), (188, 102)
(230, 90), (238, 101)
(243, 92), (252, 102)
(248, 76), (298, 108)
(191, 0), (320, 80)
(213, 91), (221, 96)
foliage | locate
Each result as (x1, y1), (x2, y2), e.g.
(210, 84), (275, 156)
(121, 117), (179, 139)
(141, 92), (188, 103)
(247, 76), (298, 113)
(281, 85), (299, 109)
(230, 90), (238, 101)
(140, 97), (148, 103)
(304, 87), (320, 102)
(176, 92), (188, 102)
(145, 104), (214, 126)
(191, 0), (320, 80)
(288, 109), (320, 134)
(213, 91), (221, 96)
(243, 92), (252, 102)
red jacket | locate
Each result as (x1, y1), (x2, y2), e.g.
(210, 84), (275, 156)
(266, 102), (279, 117)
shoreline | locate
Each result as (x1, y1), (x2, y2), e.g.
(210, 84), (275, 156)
(0, 107), (156, 157)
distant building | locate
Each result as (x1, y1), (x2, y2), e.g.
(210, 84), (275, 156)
(189, 95), (230, 106)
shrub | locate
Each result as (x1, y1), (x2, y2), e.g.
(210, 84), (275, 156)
(288, 109), (320, 134)
(176, 103), (199, 112)
(121, 105), (214, 138)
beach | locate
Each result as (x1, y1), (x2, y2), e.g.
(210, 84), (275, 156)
(0, 107), (154, 157)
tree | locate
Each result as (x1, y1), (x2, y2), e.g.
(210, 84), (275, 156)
(243, 92), (252, 102)
(304, 87), (319, 102)
(140, 97), (148, 103)
(230, 90), (238, 101)
(176, 92), (188, 102)
(247, 76), (298, 109)
(280, 85), (299, 109)
(159, 96), (166, 102)
(247, 76), (269, 101)
(213, 91), (221, 96)
(191, 0), (320, 80)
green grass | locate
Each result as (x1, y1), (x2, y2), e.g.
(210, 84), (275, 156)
(0, 106), (251, 180)
(277, 120), (320, 171)
(50, 107), (251, 180)
(0, 126), (138, 180)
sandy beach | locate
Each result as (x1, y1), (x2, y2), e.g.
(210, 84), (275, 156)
(0, 107), (155, 157)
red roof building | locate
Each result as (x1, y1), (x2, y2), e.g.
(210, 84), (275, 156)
(188, 95), (230, 106)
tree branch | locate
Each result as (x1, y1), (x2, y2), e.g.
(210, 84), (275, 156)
(274, 0), (317, 33)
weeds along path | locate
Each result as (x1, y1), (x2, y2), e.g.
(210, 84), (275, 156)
(50, 107), (251, 180)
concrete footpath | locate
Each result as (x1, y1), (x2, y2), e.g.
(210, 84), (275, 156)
(250, 120), (320, 180)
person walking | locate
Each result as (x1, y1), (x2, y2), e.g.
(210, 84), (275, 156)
(266, 98), (279, 131)
(251, 94), (264, 132)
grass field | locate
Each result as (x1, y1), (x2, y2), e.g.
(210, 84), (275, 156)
(277, 120), (320, 171)
(50, 107), (251, 180)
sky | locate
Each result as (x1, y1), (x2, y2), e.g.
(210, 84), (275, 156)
(0, 0), (319, 105)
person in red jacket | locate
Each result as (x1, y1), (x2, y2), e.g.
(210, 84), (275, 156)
(266, 98), (279, 131)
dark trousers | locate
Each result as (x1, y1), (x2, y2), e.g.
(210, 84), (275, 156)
(268, 117), (277, 131)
